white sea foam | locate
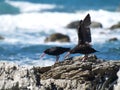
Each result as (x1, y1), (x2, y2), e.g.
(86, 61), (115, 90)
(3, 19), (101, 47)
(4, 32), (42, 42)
(13, 58), (55, 68)
(6, 1), (57, 13)
(0, 10), (120, 45)
(0, 58), (55, 68)
(76, 10), (120, 28)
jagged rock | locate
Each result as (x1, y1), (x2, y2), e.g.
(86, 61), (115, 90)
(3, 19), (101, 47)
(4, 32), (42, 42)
(0, 56), (120, 90)
(44, 33), (70, 43)
(0, 62), (40, 90)
(40, 56), (120, 90)
(109, 22), (120, 29)
(66, 20), (103, 29)
(108, 37), (118, 42)
(114, 69), (120, 90)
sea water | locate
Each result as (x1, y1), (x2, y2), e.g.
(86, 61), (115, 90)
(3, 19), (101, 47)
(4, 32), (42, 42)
(0, 0), (120, 67)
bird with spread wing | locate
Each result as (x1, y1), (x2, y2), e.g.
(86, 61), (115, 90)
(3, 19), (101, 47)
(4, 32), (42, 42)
(65, 14), (97, 61)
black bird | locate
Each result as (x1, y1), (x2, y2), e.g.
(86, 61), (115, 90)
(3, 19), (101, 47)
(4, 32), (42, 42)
(65, 14), (97, 61)
(40, 46), (70, 62)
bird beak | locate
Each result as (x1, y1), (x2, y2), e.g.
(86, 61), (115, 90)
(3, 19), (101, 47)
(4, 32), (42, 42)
(64, 52), (70, 59)
(40, 53), (46, 59)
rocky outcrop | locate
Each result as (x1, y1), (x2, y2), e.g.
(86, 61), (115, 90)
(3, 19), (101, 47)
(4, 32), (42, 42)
(0, 62), (51, 90)
(44, 33), (70, 43)
(66, 20), (103, 29)
(109, 22), (120, 30)
(0, 55), (120, 90)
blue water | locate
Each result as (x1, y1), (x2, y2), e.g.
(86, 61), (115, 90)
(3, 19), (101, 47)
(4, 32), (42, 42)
(0, 0), (120, 66)
(8, 0), (120, 11)
(0, 0), (120, 14)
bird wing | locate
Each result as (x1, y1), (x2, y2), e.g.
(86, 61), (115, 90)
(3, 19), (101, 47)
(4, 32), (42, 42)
(50, 47), (58, 52)
(83, 14), (91, 27)
(77, 14), (91, 44)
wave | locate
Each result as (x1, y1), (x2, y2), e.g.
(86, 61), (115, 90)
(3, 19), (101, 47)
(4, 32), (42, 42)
(0, 9), (120, 30)
(0, 10), (120, 44)
(5, 0), (120, 12)
(0, 59), (55, 67)
(6, 1), (58, 13)
(0, 2), (19, 14)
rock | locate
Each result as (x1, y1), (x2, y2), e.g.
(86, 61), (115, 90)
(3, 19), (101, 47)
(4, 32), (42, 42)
(116, 5), (120, 12)
(108, 37), (118, 42)
(114, 69), (120, 90)
(90, 21), (103, 28)
(66, 20), (79, 29)
(66, 20), (103, 29)
(40, 55), (120, 90)
(0, 35), (4, 40)
(0, 62), (41, 90)
(0, 56), (120, 90)
(100, 32), (106, 34)
(44, 33), (70, 43)
(109, 22), (120, 29)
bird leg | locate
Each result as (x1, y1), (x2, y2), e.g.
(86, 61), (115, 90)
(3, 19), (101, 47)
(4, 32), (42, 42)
(81, 54), (88, 61)
(56, 56), (60, 63)
(40, 53), (46, 59)
(64, 52), (70, 59)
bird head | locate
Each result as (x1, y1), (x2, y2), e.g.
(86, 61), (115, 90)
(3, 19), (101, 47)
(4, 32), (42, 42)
(40, 49), (49, 59)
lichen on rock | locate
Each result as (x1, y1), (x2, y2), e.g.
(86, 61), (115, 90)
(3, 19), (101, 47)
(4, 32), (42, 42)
(0, 56), (120, 90)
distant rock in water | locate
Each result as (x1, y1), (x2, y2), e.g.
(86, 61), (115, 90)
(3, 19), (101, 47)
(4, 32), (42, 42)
(44, 33), (70, 42)
(0, 56), (120, 90)
(0, 35), (4, 40)
(90, 21), (103, 28)
(66, 20), (79, 29)
(108, 37), (118, 42)
(116, 5), (120, 12)
(109, 22), (120, 30)
(66, 20), (103, 29)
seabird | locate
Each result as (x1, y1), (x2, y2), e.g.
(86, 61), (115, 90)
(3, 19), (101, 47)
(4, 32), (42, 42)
(40, 46), (70, 62)
(65, 14), (97, 61)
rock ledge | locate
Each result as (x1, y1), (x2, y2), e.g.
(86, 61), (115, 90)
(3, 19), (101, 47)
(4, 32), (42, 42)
(0, 56), (120, 90)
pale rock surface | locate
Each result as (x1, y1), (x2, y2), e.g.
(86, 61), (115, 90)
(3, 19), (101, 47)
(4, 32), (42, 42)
(0, 55), (120, 90)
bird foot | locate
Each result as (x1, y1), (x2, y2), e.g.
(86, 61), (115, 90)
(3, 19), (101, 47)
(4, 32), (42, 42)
(81, 56), (88, 62)
(55, 61), (59, 63)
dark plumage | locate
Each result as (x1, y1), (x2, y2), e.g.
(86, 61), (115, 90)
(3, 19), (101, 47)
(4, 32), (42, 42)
(77, 14), (91, 44)
(65, 14), (97, 60)
(40, 46), (70, 62)
(70, 44), (97, 54)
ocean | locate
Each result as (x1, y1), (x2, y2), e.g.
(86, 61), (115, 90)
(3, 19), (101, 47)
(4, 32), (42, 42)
(0, 0), (120, 67)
